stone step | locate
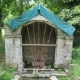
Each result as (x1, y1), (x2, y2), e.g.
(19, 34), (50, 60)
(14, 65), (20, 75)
(51, 73), (68, 77)
(21, 73), (67, 78)
(23, 68), (54, 71)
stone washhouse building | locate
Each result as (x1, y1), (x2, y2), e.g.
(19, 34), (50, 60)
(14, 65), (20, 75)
(4, 4), (75, 70)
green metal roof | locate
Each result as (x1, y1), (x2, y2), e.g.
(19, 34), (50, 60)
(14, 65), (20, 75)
(8, 4), (75, 36)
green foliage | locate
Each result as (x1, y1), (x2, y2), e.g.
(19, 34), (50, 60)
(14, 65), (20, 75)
(5, 68), (16, 73)
(69, 60), (80, 80)
(59, 77), (68, 80)
(0, 67), (16, 80)
(0, 66), (3, 74)
(0, 30), (5, 54)
(72, 47), (80, 61)
(0, 0), (80, 47)
(69, 47), (80, 79)
(33, 72), (39, 78)
(71, 64), (80, 76)
(73, 24), (80, 47)
(0, 72), (13, 80)
(0, 43), (5, 54)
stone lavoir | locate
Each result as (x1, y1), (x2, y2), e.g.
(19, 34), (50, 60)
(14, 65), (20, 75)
(4, 4), (75, 71)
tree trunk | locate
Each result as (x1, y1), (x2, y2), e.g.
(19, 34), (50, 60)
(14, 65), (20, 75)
(19, 0), (23, 16)
(0, 27), (2, 44)
(0, 8), (2, 44)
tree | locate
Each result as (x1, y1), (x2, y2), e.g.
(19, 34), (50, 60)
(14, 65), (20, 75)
(38, 0), (80, 47)
(0, 0), (14, 43)
(1, 0), (80, 47)
(0, 0), (2, 43)
(0, 0), (33, 44)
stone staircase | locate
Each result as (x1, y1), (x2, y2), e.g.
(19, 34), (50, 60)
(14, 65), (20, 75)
(13, 68), (68, 80)
(21, 68), (67, 77)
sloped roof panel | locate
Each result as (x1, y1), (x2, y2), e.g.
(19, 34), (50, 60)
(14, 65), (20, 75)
(8, 4), (75, 36)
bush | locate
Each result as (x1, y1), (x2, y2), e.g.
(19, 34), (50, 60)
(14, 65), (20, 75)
(72, 47), (80, 61)
(71, 64), (80, 76)
(0, 72), (13, 80)
(70, 47), (80, 79)
(0, 34), (5, 54)
(0, 68), (16, 80)
(59, 77), (68, 80)
(0, 29), (5, 54)
(0, 43), (5, 54)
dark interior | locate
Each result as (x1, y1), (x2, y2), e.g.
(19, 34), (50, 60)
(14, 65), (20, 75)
(21, 22), (56, 68)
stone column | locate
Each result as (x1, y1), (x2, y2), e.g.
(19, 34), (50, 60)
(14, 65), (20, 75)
(4, 25), (23, 69)
(54, 37), (65, 68)
(54, 29), (73, 68)
(5, 36), (23, 68)
(14, 37), (23, 71)
(63, 39), (73, 66)
(4, 25), (17, 68)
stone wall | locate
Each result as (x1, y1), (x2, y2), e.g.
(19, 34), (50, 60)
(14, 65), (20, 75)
(54, 30), (73, 68)
(4, 23), (73, 69)
(4, 25), (23, 68)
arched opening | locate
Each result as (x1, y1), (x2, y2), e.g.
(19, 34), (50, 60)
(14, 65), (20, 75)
(21, 22), (56, 68)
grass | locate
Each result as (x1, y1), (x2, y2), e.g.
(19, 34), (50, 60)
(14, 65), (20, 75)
(69, 48), (80, 80)
(0, 55), (15, 80)
(0, 67), (16, 80)
(59, 77), (68, 80)
(59, 47), (80, 80)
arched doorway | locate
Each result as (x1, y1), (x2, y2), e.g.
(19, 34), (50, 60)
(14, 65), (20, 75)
(21, 21), (56, 68)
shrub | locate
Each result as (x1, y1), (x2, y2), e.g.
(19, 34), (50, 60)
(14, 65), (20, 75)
(72, 47), (80, 61)
(70, 47), (80, 79)
(0, 29), (5, 54)
(0, 68), (16, 80)
(0, 43), (5, 54)
(58, 77), (68, 80)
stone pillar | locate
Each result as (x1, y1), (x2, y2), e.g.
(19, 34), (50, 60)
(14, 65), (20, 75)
(4, 25), (23, 69)
(54, 37), (73, 68)
(5, 37), (15, 66)
(63, 39), (73, 66)
(5, 36), (23, 68)
(54, 29), (73, 68)
(54, 37), (65, 68)
(14, 37), (23, 71)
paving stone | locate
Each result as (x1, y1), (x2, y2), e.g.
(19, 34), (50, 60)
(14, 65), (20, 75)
(73, 76), (80, 80)
(50, 76), (58, 80)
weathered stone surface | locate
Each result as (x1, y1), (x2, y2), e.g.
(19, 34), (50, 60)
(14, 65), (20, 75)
(50, 76), (58, 80)
(4, 25), (12, 36)
(73, 76), (80, 80)
(4, 16), (73, 69)
(11, 75), (21, 80)
(54, 37), (73, 68)
(18, 63), (23, 71)
(5, 37), (23, 69)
